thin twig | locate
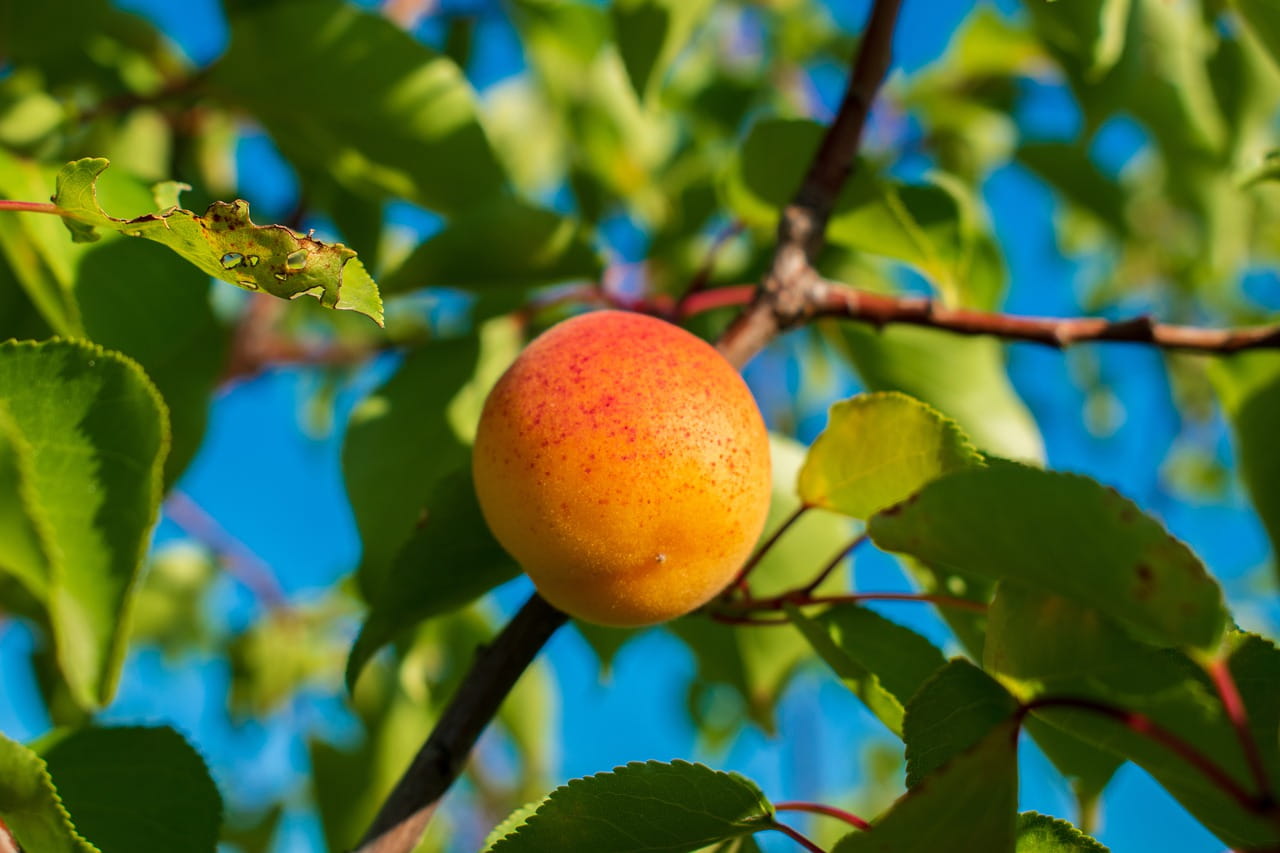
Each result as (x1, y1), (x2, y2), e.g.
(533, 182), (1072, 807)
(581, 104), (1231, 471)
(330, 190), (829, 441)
(775, 801), (871, 831)
(674, 221), (745, 319)
(719, 591), (988, 616)
(164, 491), (288, 609)
(352, 594), (568, 853)
(1020, 697), (1273, 816)
(815, 285), (1280, 355)
(801, 534), (869, 595)
(771, 821), (829, 853)
(723, 505), (810, 597)
(1205, 656), (1275, 807)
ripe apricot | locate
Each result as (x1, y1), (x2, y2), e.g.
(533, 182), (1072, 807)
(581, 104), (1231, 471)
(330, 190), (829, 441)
(472, 310), (772, 627)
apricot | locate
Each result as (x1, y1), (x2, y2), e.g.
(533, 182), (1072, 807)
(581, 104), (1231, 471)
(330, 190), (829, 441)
(472, 310), (772, 627)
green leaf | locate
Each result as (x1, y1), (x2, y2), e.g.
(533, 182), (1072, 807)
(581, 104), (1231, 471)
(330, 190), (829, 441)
(0, 340), (168, 709)
(73, 235), (228, 488)
(786, 603), (946, 737)
(381, 199), (601, 296)
(611, 0), (713, 101)
(1025, 0), (1132, 81)
(346, 467), (519, 690)
(212, 0), (507, 215)
(0, 409), (54, 599)
(345, 337), (480, 602)
(50, 158), (383, 325)
(1208, 354), (1280, 583)
(837, 325), (1043, 462)
(38, 726), (222, 853)
(833, 720), (1019, 853)
(0, 731), (98, 853)
(1017, 143), (1128, 232)
(670, 435), (851, 732)
(903, 659), (1018, 788)
(988, 590), (1280, 851)
(1016, 812), (1109, 852)
(1230, 1), (1280, 75)
(486, 761), (774, 852)
(868, 465), (1227, 650)
(798, 392), (981, 519)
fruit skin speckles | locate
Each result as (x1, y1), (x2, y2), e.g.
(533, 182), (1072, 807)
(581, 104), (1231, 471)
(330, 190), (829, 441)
(472, 310), (773, 627)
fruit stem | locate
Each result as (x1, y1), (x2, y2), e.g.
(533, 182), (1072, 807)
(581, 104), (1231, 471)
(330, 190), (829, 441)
(800, 533), (869, 595)
(775, 801), (871, 831)
(723, 504), (810, 599)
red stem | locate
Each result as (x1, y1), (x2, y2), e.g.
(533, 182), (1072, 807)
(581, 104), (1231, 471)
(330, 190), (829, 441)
(801, 534), (869, 595)
(1206, 656), (1274, 806)
(723, 590), (988, 615)
(771, 821), (828, 853)
(679, 285), (757, 319)
(0, 200), (63, 216)
(775, 801), (871, 831)
(724, 505), (810, 597)
(1020, 697), (1270, 815)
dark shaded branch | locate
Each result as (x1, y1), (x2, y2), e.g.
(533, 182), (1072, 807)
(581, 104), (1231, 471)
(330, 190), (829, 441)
(352, 594), (568, 853)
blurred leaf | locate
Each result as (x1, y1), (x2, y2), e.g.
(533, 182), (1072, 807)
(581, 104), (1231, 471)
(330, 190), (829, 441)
(0, 340), (168, 709)
(345, 336), (479, 602)
(1016, 812), (1109, 852)
(786, 603), (946, 737)
(611, 0), (713, 101)
(833, 720), (1019, 852)
(128, 542), (216, 656)
(1209, 355), (1280, 583)
(1024, 0), (1131, 81)
(212, 0), (507, 215)
(231, 598), (349, 716)
(38, 726), (222, 853)
(1017, 144), (1128, 233)
(798, 392), (981, 519)
(0, 731), (98, 853)
(1232, 0), (1280, 75)
(836, 325), (1043, 462)
(346, 467), (519, 690)
(903, 659), (1018, 788)
(671, 435), (850, 732)
(869, 465), (1227, 650)
(486, 761), (773, 852)
(382, 199), (601, 296)
(52, 158), (383, 324)
(218, 805), (282, 853)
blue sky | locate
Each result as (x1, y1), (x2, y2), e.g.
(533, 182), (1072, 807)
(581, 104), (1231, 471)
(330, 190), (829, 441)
(0, 1), (1271, 851)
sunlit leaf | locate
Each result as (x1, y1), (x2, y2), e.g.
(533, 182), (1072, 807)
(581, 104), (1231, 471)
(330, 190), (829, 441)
(0, 340), (168, 709)
(1016, 812), (1109, 852)
(798, 392), (980, 519)
(0, 731), (97, 853)
(50, 158), (383, 324)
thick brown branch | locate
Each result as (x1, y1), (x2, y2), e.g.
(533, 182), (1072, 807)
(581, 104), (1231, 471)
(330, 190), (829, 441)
(352, 594), (567, 853)
(816, 285), (1280, 354)
(717, 0), (903, 369)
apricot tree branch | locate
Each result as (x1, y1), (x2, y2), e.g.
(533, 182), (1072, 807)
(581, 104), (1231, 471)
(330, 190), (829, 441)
(352, 593), (567, 853)
(717, 0), (903, 369)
